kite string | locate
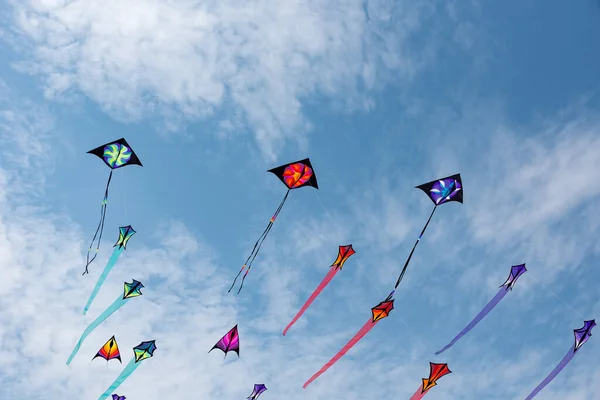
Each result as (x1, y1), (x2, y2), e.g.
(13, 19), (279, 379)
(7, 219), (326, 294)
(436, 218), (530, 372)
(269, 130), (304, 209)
(526, 271), (585, 320)
(310, 189), (437, 360)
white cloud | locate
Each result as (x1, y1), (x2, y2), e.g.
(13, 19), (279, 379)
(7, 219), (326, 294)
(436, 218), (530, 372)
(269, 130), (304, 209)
(5, 0), (431, 160)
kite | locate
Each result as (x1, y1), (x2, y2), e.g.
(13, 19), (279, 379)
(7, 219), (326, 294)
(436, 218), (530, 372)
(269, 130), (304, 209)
(435, 263), (527, 355)
(111, 396), (125, 400)
(303, 297), (394, 388)
(84, 138), (142, 275)
(97, 340), (157, 400)
(228, 158), (318, 294)
(283, 244), (356, 336)
(524, 320), (595, 400)
(93, 335), (122, 364)
(67, 280), (144, 365)
(209, 325), (240, 358)
(83, 225), (136, 315)
(409, 362), (452, 400)
(247, 384), (267, 399)
(389, 174), (463, 298)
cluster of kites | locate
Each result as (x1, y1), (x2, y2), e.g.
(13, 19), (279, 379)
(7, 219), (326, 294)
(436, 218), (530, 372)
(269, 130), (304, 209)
(67, 138), (595, 399)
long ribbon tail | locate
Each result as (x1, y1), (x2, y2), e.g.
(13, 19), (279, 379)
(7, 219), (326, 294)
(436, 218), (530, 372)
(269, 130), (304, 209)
(231, 190), (289, 294)
(393, 205), (437, 290)
(66, 296), (127, 365)
(97, 358), (140, 400)
(83, 170), (113, 275)
(524, 346), (577, 400)
(409, 384), (427, 400)
(303, 317), (378, 389)
(283, 267), (339, 336)
(83, 247), (124, 315)
(435, 288), (508, 355)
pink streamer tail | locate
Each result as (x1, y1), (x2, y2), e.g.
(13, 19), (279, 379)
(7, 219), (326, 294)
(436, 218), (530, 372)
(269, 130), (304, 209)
(303, 317), (377, 389)
(283, 267), (339, 336)
(409, 384), (427, 400)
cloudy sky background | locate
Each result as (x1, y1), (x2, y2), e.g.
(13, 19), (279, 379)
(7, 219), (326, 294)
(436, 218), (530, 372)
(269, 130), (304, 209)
(0, 0), (599, 399)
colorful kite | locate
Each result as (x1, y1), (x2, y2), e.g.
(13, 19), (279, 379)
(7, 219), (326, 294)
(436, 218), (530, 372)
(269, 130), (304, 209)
(283, 245), (356, 336)
(84, 138), (142, 275)
(209, 325), (240, 358)
(228, 158), (318, 294)
(247, 384), (267, 399)
(524, 320), (595, 400)
(111, 396), (125, 400)
(303, 298), (394, 388)
(435, 263), (527, 355)
(97, 340), (157, 400)
(303, 174), (463, 388)
(93, 336), (122, 364)
(83, 226), (136, 315)
(389, 174), (463, 297)
(67, 280), (144, 365)
(409, 362), (452, 400)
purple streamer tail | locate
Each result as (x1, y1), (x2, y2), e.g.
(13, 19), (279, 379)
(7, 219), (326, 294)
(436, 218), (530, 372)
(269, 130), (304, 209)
(524, 346), (576, 400)
(435, 288), (509, 355)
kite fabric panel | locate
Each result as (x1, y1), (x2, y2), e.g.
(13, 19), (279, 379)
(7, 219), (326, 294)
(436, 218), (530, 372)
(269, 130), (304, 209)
(209, 325), (240, 358)
(524, 320), (595, 399)
(84, 138), (142, 275)
(97, 340), (157, 400)
(409, 362), (452, 400)
(303, 298), (394, 388)
(228, 158), (318, 295)
(247, 384), (267, 399)
(111, 395), (125, 400)
(435, 264), (527, 355)
(83, 226), (136, 315)
(93, 335), (122, 363)
(283, 244), (356, 336)
(67, 280), (144, 365)
(387, 174), (463, 301)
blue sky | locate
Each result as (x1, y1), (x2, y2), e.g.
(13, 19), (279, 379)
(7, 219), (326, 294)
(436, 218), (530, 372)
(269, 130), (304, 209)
(0, 0), (599, 399)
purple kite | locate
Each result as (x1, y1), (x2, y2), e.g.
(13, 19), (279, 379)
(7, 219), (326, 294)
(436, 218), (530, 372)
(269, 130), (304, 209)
(524, 320), (595, 399)
(247, 384), (267, 399)
(111, 396), (125, 400)
(435, 263), (527, 355)
(209, 325), (240, 358)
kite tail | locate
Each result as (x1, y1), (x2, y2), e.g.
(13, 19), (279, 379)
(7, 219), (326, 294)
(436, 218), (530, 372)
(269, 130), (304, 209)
(435, 288), (508, 355)
(524, 346), (577, 400)
(283, 266), (339, 336)
(227, 265), (246, 293)
(393, 205), (437, 290)
(409, 384), (427, 400)
(97, 358), (140, 400)
(83, 247), (124, 315)
(84, 170), (113, 275)
(232, 190), (289, 294)
(67, 296), (127, 365)
(303, 318), (377, 389)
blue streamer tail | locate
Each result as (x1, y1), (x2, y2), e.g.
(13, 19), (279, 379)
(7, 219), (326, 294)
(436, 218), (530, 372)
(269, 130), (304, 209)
(97, 358), (140, 400)
(66, 296), (127, 365)
(83, 247), (123, 315)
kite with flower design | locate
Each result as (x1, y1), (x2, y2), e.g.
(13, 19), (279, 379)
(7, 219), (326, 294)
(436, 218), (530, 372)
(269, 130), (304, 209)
(283, 245), (356, 336)
(228, 158), (318, 294)
(83, 138), (142, 275)
(303, 174), (463, 388)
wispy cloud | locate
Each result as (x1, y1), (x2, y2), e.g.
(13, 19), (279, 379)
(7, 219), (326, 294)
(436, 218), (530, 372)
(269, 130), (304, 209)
(5, 0), (434, 160)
